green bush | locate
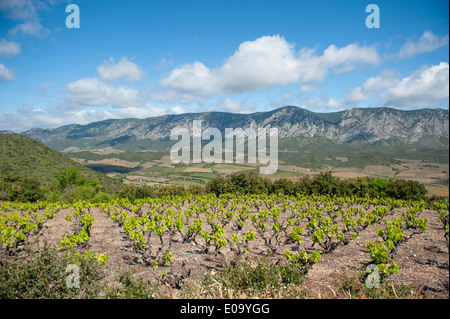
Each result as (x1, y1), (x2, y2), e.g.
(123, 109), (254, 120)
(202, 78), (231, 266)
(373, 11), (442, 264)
(385, 179), (428, 201)
(0, 244), (105, 299)
(117, 184), (154, 201)
(106, 271), (158, 299)
(0, 174), (45, 203)
(69, 185), (99, 202)
(206, 176), (227, 196)
(204, 257), (305, 296)
(56, 168), (80, 189)
(204, 171), (430, 202)
(269, 178), (296, 195)
(369, 178), (389, 197)
(155, 185), (186, 197)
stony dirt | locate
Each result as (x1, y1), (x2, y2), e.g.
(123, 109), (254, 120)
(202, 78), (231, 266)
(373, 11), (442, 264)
(16, 203), (450, 299)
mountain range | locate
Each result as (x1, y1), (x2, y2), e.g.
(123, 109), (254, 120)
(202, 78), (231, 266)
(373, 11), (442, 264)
(21, 106), (449, 152)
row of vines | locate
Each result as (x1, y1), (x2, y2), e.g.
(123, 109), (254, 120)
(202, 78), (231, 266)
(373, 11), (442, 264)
(1, 194), (448, 283)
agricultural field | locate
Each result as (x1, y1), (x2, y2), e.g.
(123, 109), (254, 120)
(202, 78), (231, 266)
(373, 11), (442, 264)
(1, 194), (448, 299)
(65, 147), (449, 198)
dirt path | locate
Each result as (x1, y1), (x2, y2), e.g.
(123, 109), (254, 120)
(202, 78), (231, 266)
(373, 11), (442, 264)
(87, 207), (142, 282)
(35, 208), (73, 249)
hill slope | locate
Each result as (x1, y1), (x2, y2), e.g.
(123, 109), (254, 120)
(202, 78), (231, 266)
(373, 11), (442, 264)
(0, 133), (121, 191)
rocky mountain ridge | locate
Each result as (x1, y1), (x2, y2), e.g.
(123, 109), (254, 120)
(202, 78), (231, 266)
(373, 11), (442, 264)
(22, 106), (449, 151)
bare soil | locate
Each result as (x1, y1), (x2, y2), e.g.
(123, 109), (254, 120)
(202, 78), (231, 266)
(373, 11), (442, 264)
(18, 203), (450, 299)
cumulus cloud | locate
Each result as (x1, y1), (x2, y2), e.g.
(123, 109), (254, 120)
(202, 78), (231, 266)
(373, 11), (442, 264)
(217, 97), (256, 113)
(97, 57), (146, 83)
(160, 61), (218, 96)
(383, 62), (449, 106)
(116, 104), (185, 118)
(66, 57), (148, 108)
(0, 103), (185, 132)
(0, 0), (53, 38)
(0, 63), (15, 82)
(66, 77), (142, 108)
(346, 62), (449, 107)
(298, 44), (380, 82)
(346, 70), (398, 103)
(149, 89), (196, 104)
(396, 30), (449, 59)
(9, 21), (50, 37)
(159, 35), (380, 97)
(0, 0), (38, 21)
(219, 35), (302, 92)
(299, 96), (344, 112)
(0, 38), (21, 57)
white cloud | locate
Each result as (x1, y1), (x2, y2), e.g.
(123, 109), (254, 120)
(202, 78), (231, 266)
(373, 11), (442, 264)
(0, 103), (185, 132)
(217, 97), (255, 113)
(299, 96), (344, 111)
(0, 0), (52, 38)
(219, 35), (302, 92)
(159, 35), (380, 98)
(155, 54), (173, 70)
(170, 106), (184, 114)
(0, 0), (38, 21)
(149, 89), (196, 104)
(383, 62), (449, 106)
(0, 107), (70, 132)
(347, 62), (449, 107)
(0, 38), (21, 57)
(346, 70), (398, 103)
(0, 63), (15, 82)
(97, 57), (146, 83)
(9, 21), (50, 37)
(299, 84), (317, 92)
(396, 30), (449, 59)
(304, 43), (380, 80)
(66, 57), (148, 107)
(160, 61), (218, 96)
(107, 104), (176, 119)
(66, 77), (142, 108)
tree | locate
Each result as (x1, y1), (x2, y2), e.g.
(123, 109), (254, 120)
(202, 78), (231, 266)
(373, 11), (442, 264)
(56, 168), (80, 189)
(269, 178), (296, 195)
(310, 171), (341, 196)
(385, 179), (428, 201)
(206, 176), (227, 196)
(0, 174), (45, 202)
(369, 178), (389, 198)
(294, 176), (313, 195)
(117, 184), (154, 201)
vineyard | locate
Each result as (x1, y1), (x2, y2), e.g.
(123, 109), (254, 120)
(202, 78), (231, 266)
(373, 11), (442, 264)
(1, 193), (449, 298)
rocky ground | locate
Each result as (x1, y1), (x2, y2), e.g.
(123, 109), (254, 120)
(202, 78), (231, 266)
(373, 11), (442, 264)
(18, 203), (445, 299)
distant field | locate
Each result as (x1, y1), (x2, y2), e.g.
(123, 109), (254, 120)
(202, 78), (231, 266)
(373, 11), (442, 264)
(63, 147), (449, 197)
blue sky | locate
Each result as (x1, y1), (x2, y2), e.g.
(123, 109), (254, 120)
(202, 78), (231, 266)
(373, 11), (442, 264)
(0, 0), (448, 132)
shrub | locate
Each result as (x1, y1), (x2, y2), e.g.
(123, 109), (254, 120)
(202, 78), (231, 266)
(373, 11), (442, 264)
(106, 271), (158, 299)
(206, 176), (227, 196)
(0, 244), (105, 299)
(385, 179), (428, 201)
(369, 178), (389, 197)
(0, 174), (45, 203)
(203, 257), (305, 297)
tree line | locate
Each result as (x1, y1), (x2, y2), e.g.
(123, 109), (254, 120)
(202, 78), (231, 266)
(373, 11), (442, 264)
(0, 169), (442, 204)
